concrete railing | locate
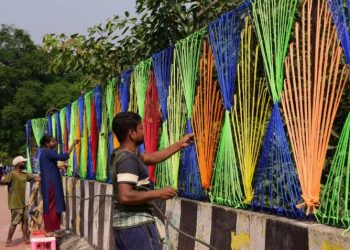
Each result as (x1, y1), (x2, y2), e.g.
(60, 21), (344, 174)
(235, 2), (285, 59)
(28, 177), (350, 250)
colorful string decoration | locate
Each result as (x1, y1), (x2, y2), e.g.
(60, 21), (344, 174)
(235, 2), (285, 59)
(327, 0), (350, 64)
(59, 107), (66, 152)
(113, 81), (122, 148)
(78, 96), (86, 179)
(282, 0), (349, 215)
(26, 120), (32, 173)
(232, 21), (271, 204)
(175, 30), (206, 200)
(85, 91), (95, 179)
(316, 112), (350, 233)
(94, 86), (103, 132)
(55, 112), (62, 153)
(67, 100), (78, 177)
(250, 0), (302, 217)
(252, 103), (303, 217)
(144, 71), (161, 183)
(90, 92), (99, 179)
(96, 103), (109, 182)
(47, 116), (52, 136)
(192, 41), (224, 191)
(118, 69), (132, 113)
(157, 53), (187, 189)
(51, 114), (56, 139)
(129, 74), (139, 114)
(31, 117), (48, 170)
(152, 47), (174, 188)
(208, 2), (249, 207)
(133, 58), (152, 119)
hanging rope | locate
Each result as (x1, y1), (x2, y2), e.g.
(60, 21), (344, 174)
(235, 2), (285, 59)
(80, 105), (88, 180)
(209, 111), (243, 207)
(90, 97), (98, 179)
(208, 3), (249, 208)
(106, 78), (116, 130)
(128, 74), (138, 113)
(55, 112), (62, 153)
(26, 120), (32, 173)
(85, 91), (94, 179)
(252, 103), (303, 217)
(251, 0), (297, 102)
(174, 30), (206, 199)
(47, 116), (52, 136)
(232, 21), (271, 204)
(93, 86), (103, 132)
(282, 0), (349, 214)
(144, 71), (161, 183)
(133, 58), (152, 119)
(113, 81), (121, 148)
(316, 111), (350, 233)
(156, 55), (187, 189)
(31, 118), (48, 147)
(67, 101), (78, 177)
(153, 47), (174, 121)
(192, 41), (223, 191)
(59, 107), (66, 152)
(96, 104), (108, 182)
(51, 115), (56, 139)
(118, 69), (132, 113)
(327, 0), (350, 64)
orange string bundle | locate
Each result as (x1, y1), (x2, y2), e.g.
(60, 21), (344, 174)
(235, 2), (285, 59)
(282, 0), (350, 214)
(192, 41), (224, 190)
(113, 83), (121, 148)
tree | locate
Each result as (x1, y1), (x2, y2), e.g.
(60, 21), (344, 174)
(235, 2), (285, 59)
(0, 25), (81, 162)
(42, 0), (241, 87)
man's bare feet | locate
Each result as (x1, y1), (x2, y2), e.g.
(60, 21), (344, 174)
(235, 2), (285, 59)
(5, 240), (16, 247)
(23, 238), (30, 244)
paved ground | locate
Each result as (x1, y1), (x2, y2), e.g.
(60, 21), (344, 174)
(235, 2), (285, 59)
(0, 185), (30, 250)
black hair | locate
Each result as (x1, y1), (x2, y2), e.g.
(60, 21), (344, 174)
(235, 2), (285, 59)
(112, 112), (142, 143)
(40, 134), (54, 148)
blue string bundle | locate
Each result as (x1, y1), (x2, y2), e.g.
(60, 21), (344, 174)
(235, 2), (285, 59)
(118, 69), (132, 112)
(252, 102), (303, 218)
(178, 120), (207, 200)
(152, 47), (174, 121)
(87, 139), (93, 179)
(47, 116), (52, 136)
(55, 112), (62, 151)
(93, 86), (103, 132)
(66, 104), (71, 138)
(208, 1), (250, 110)
(327, 0), (350, 64)
(78, 96), (85, 135)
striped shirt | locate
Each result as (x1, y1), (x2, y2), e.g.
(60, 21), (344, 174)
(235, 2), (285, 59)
(109, 148), (155, 229)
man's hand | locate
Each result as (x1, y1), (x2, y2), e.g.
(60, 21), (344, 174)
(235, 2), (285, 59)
(157, 187), (177, 200)
(178, 133), (194, 149)
(74, 139), (80, 145)
(34, 175), (41, 182)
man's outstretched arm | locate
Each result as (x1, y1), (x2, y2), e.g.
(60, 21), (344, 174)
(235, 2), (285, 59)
(141, 133), (194, 165)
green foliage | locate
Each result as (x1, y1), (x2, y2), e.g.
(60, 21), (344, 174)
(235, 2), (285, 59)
(0, 25), (81, 160)
(42, 0), (242, 87)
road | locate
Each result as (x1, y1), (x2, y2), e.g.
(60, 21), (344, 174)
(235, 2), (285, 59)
(0, 185), (30, 250)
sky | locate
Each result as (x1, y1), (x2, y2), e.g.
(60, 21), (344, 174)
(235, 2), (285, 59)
(0, 0), (136, 45)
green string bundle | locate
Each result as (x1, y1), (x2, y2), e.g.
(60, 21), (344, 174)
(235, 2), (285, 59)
(176, 28), (206, 119)
(105, 78), (116, 129)
(156, 60), (186, 189)
(51, 115), (56, 139)
(133, 58), (152, 119)
(316, 112), (350, 233)
(31, 118), (48, 147)
(59, 107), (66, 152)
(67, 101), (78, 177)
(79, 107), (88, 179)
(210, 111), (244, 207)
(96, 104), (108, 182)
(251, 0), (297, 102)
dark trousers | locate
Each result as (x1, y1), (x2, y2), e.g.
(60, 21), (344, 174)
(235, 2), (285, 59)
(114, 222), (161, 250)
